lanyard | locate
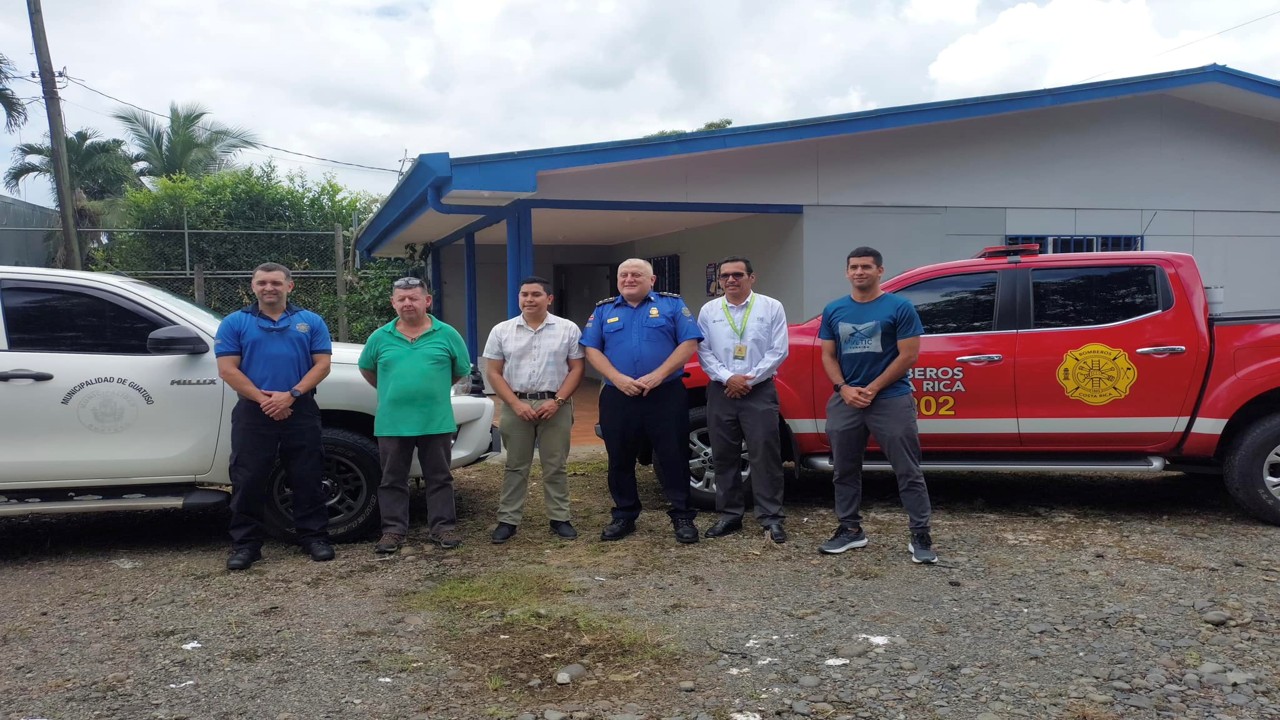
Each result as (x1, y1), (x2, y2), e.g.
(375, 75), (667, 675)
(721, 294), (756, 339)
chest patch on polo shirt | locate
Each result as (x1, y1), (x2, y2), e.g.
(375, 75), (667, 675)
(295, 322), (310, 333)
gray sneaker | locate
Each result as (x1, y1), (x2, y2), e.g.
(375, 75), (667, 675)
(818, 525), (868, 554)
(908, 531), (938, 564)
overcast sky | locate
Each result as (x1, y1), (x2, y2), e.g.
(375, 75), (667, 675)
(2, 0), (1279, 209)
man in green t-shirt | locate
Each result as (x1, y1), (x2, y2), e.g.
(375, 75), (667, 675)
(358, 277), (470, 555)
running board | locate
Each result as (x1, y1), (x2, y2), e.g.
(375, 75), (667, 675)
(801, 456), (1168, 473)
(0, 488), (229, 516)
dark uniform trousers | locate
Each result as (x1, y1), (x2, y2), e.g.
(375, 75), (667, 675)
(707, 378), (785, 525)
(228, 394), (330, 549)
(598, 379), (696, 521)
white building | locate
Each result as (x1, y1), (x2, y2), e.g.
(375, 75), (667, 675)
(357, 64), (1280, 357)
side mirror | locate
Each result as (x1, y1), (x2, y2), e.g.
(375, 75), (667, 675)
(147, 325), (210, 355)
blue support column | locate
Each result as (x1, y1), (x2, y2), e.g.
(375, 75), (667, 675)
(464, 232), (478, 363)
(429, 243), (443, 319)
(504, 203), (535, 318)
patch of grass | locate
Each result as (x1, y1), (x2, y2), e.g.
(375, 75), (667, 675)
(403, 568), (567, 615)
(486, 674), (507, 691)
(566, 459), (609, 477)
(376, 653), (424, 674)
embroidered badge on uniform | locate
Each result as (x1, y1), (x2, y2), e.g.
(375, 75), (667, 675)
(295, 322), (310, 333)
(649, 307), (659, 317)
(681, 306), (692, 317)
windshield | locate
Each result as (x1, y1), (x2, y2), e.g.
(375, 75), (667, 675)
(121, 280), (224, 329)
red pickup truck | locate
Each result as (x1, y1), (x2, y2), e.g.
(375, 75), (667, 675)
(681, 247), (1280, 525)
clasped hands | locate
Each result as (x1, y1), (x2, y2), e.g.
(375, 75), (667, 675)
(839, 384), (878, 408)
(259, 390), (295, 421)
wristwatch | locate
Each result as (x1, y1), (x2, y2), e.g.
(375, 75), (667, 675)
(554, 396), (567, 406)
(833, 383), (846, 392)
(289, 388), (304, 399)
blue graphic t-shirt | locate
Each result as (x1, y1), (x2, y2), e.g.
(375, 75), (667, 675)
(818, 293), (923, 398)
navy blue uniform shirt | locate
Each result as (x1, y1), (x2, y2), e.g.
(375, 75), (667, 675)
(580, 292), (703, 386)
(215, 303), (333, 391)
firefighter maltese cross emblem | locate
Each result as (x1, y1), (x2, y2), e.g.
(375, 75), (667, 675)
(1056, 343), (1138, 406)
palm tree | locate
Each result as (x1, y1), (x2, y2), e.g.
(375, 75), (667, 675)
(113, 102), (258, 179)
(1, 52), (28, 133)
(5, 128), (140, 201)
(6, 128), (141, 265)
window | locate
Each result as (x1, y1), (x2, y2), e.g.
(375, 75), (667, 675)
(1, 283), (169, 354)
(1031, 266), (1163, 329)
(895, 272), (998, 335)
(646, 254), (680, 294)
(1007, 235), (1143, 253)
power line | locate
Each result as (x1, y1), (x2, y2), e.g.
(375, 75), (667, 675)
(1078, 6), (1280, 83)
(61, 76), (400, 174)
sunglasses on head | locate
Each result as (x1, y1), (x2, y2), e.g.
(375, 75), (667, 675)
(393, 277), (426, 289)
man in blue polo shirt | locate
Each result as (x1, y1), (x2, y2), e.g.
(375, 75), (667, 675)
(581, 258), (704, 544)
(215, 262), (334, 571)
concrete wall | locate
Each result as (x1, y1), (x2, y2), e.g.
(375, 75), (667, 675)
(0, 196), (56, 266)
(801, 205), (1280, 316)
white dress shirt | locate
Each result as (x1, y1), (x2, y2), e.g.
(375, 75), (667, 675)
(696, 291), (789, 386)
(482, 313), (584, 393)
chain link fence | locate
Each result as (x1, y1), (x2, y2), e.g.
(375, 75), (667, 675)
(0, 225), (403, 342)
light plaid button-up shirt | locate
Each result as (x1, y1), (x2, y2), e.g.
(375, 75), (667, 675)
(482, 312), (584, 393)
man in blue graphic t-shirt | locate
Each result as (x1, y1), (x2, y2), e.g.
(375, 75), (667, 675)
(817, 247), (938, 564)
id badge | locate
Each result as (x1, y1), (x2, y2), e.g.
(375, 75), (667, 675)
(732, 343), (748, 361)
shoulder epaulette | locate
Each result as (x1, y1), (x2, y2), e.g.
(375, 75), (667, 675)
(657, 291), (682, 298)
(594, 296), (618, 306)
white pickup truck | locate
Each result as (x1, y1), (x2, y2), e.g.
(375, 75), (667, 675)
(0, 266), (497, 542)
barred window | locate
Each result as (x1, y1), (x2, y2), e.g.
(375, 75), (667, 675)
(647, 254), (681, 294)
(1006, 235), (1143, 254)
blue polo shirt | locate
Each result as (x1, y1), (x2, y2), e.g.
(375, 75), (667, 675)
(580, 292), (703, 385)
(215, 303), (333, 391)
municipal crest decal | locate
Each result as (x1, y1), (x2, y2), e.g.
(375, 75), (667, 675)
(1056, 343), (1137, 406)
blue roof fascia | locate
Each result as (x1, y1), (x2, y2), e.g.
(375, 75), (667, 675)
(444, 64), (1277, 195)
(356, 157), (442, 256)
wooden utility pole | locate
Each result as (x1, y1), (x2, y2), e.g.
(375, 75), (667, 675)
(26, 0), (81, 270)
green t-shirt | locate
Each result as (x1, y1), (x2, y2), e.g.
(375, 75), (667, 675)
(358, 319), (471, 437)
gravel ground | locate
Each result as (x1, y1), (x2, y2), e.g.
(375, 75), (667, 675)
(2, 448), (1278, 720)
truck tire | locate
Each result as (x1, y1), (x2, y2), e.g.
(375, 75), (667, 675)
(1223, 414), (1280, 526)
(265, 427), (382, 543)
(685, 405), (751, 511)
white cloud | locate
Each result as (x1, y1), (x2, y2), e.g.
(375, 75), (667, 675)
(903, 0), (979, 25)
(1, 0), (1278, 208)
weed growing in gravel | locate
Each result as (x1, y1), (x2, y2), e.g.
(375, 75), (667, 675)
(485, 674), (507, 690)
(405, 568), (569, 615)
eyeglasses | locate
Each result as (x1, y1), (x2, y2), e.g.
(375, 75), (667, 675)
(717, 272), (748, 281)
(393, 277), (426, 289)
(256, 318), (289, 333)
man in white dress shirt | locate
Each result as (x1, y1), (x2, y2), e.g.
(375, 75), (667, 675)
(696, 256), (790, 543)
(483, 276), (585, 543)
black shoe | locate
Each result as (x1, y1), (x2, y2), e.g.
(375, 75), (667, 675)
(600, 519), (636, 541)
(703, 518), (743, 538)
(765, 523), (787, 544)
(909, 531), (939, 564)
(673, 518), (700, 544)
(303, 541), (335, 562)
(549, 520), (578, 540)
(819, 525), (868, 554)
(491, 522), (518, 544)
(226, 547), (262, 571)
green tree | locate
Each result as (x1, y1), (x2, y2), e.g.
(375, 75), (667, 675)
(0, 53), (27, 133)
(644, 118), (733, 138)
(113, 101), (258, 180)
(5, 128), (141, 266)
(5, 127), (140, 201)
(96, 163), (383, 318)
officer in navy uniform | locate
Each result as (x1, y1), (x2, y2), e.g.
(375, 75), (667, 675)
(215, 262), (335, 571)
(581, 258), (704, 543)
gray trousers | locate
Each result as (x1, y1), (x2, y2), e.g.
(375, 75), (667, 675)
(708, 379), (785, 525)
(377, 434), (456, 535)
(826, 392), (931, 532)
(497, 398), (573, 525)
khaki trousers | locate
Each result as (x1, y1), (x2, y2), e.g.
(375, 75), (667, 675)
(497, 398), (573, 525)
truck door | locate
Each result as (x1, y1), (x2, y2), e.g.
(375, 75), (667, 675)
(1015, 262), (1203, 450)
(891, 270), (1020, 449)
(0, 280), (224, 485)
